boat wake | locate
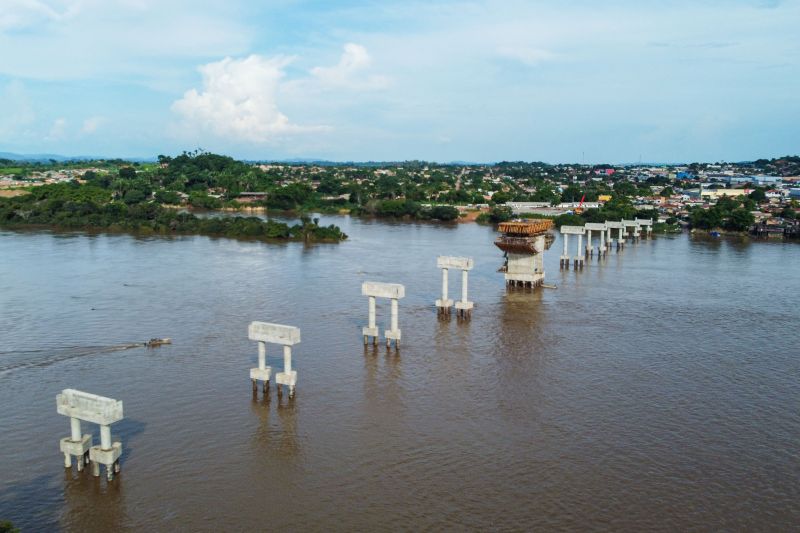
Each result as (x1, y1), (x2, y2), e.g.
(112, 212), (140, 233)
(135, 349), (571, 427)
(0, 343), (145, 375)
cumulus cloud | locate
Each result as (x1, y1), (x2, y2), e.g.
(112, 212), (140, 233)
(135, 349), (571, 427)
(81, 116), (105, 134)
(46, 117), (67, 140)
(171, 54), (325, 143)
(310, 43), (389, 89)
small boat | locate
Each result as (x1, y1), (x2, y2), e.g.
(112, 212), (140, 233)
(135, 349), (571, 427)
(709, 231), (721, 237)
(146, 338), (172, 347)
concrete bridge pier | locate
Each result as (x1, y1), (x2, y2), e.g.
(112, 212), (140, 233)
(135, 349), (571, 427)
(386, 297), (401, 348)
(58, 389), (123, 481)
(586, 229), (593, 258)
(250, 341), (271, 393)
(455, 268), (474, 319)
(362, 282), (405, 351)
(364, 296), (378, 345)
(599, 229), (606, 257)
(276, 345), (297, 398)
(437, 256), (474, 319)
(435, 267), (453, 317)
(574, 233), (585, 269)
(249, 321), (301, 398)
(90, 423), (122, 481)
(560, 233), (570, 269)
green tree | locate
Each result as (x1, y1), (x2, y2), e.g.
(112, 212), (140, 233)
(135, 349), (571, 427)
(490, 191), (512, 205)
(122, 189), (146, 205)
(748, 188), (767, 203)
(725, 208), (755, 231)
(118, 167), (137, 180)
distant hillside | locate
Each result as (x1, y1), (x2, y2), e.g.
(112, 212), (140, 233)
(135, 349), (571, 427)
(0, 152), (155, 163)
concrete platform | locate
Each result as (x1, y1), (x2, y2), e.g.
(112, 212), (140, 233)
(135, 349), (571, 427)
(60, 434), (92, 470)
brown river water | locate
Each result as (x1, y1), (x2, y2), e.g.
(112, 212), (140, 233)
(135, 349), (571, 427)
(0, 217), (798, 531)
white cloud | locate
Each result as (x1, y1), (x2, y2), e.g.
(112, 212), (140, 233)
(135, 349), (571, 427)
(171, 55), (325, 143)
(0, 0), (251, 85)
(81, 116), (105, 134)
(46, 117), (67, 140)
(310, 43), (389, 90)
(0, 0), (75, 31)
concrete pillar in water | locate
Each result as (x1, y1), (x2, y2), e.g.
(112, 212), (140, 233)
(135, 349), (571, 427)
(599, 228), (606, 256)
(586, 229), (593, 257)
(362, 281), (405, 350)
(250, 340), (271, 393)
(366, 296), (377, 344)
(605, 221), (623, 252)
(276, 345), (297, 398)
(636, 218), (653, 239)
(436, 256), (473, 319)
(435, 267), (452, 317)
(584, 223), (607, 260)
(455, 268), (474, 319)
(57, 389), (123, 481)
(249, 322), (301, 398)
(61, 416), (91, 471)
(560, 225), (585, 270)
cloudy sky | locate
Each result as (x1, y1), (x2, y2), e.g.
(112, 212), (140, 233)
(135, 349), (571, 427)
(0, 0), (797, 162)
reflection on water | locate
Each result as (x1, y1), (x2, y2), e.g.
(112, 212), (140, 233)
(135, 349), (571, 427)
(1, 222), (799, 531)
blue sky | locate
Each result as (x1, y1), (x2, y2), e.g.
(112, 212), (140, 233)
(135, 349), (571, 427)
(0, 0), (798, 162)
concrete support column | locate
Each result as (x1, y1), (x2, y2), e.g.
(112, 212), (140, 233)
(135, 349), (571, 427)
(279, 345), (296, 397)
(257, 341), (266, 370)
(586, 229), (592, 257)
(100, 425), (111, 450)
(599, 230), (605, 257)
(283, 345), (292, 374)
(442, 268), (449, 303)
(70, 417), (81, 442)
(575, 234), (584, 269)
(561, 234), (569, 269)
(368, 296), (376, 329)
(390, 298), (399, 333)
(461, 270), (468, 305)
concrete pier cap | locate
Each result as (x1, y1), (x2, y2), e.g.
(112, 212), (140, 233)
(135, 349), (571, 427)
(584, 222), (607, 231)
(361, 281), (405, 299)
(248, 321), (301, 346)
(560, 225), (586, 235)
(57, 389), (123, 426)
(436, 256), (474, 271)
